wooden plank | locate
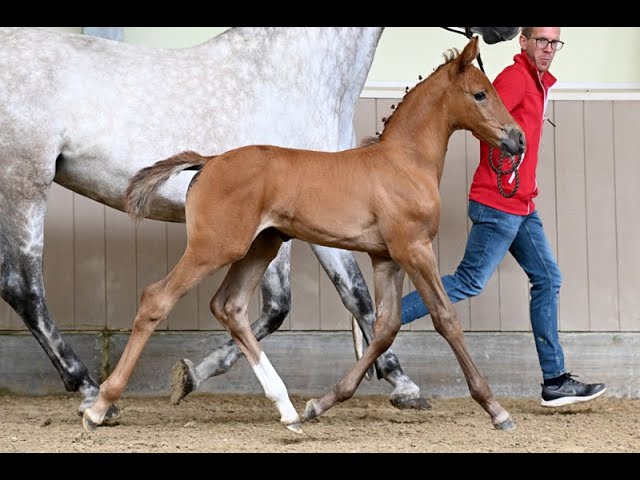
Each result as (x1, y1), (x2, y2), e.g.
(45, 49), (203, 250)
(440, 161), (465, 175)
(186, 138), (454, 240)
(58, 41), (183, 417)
(614, 101), (640, 331)
(166, 222), (198, 331)
(0, 299), (10, 330)
(136, 219), (168, 331)
(353, 97), (377, 145)
(73, 195), (106, 329)
(439, 130), (471, 330)
(197, 265), (228, 331)
(555, 101), (589, 331)
(584, 101), (619, 331)
(375, 98), (397, 138)
(105, 207), (138, 330)
(41, 183), (74, 330)
(289, 240), (320, 330)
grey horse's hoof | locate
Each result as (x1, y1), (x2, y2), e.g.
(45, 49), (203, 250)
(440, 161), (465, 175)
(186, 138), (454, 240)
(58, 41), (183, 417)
(302, 399), (318, 422)
(170, 359), (196, 405)
(390, 393), (432, 411)
(494, 416), (517, 431)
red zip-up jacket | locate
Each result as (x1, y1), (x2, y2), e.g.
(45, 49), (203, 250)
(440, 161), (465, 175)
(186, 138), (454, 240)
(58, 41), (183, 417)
(469, 52), (557, 215)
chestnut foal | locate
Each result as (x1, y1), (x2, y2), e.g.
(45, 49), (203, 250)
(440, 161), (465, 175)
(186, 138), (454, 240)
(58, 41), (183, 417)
(84, 36), (525, 434)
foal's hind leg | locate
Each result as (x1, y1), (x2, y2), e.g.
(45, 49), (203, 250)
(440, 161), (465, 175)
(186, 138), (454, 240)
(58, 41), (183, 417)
(310, 244), (430, 410)
(170, 241), (293, 405)
(0, 176), (117, 420)
(210, 232), (301, 432)
(83, 248), (223, 431)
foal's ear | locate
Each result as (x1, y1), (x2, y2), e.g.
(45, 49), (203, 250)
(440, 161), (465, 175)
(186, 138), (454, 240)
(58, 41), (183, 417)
(458, 36), (480, 72)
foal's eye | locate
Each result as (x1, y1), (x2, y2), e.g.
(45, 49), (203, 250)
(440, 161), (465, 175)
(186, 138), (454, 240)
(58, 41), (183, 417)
(473, 92), (487, 102)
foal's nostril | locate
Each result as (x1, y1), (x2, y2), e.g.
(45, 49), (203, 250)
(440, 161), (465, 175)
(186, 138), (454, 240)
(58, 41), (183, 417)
(518, 132), (525, 148)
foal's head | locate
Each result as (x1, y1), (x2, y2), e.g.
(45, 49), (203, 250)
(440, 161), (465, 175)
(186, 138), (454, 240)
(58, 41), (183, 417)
(441, 36), (525, 156)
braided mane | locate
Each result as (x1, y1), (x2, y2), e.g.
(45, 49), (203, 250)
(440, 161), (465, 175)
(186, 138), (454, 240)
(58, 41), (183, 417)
(359, 46), (462, 147)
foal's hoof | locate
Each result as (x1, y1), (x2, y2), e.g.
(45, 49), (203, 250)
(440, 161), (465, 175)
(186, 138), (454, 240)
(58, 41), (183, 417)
(285, 421), (304, 434)
(390, 393), (432, 411)
(77, 402), (120, 426)
(302, 399), (318, 422)
(102, 404), (122, 425)
(82, 410), (101, 433)
(494, 416), (517, 431)
(170, 359), (196, 405)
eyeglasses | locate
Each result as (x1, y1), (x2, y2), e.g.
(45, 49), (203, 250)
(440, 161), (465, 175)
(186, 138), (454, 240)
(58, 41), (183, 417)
(529, 37), (565, 51)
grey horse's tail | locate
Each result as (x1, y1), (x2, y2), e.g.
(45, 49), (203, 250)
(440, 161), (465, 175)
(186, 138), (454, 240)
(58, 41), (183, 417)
(125, 150), (210, 222)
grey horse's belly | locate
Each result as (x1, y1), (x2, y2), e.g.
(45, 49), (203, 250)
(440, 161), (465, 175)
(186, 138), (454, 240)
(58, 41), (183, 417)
(54, 152), (194, 223)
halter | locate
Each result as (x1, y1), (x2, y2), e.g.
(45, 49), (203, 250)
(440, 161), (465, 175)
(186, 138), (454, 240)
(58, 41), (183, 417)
(441, 27), (525, 198)
(487, 146), (523, 198)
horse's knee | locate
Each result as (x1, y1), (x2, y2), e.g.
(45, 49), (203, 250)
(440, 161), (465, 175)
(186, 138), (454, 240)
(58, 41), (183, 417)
(372, 321), (400, 353)
(431, 307), (462, 340)
(210, 295), (247, 331)
(0, 266), (44, 320)
(136, 284), (172, 328)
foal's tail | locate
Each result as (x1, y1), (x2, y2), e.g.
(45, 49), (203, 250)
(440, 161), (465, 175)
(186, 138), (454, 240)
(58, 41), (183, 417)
(125, 150), (210, 222)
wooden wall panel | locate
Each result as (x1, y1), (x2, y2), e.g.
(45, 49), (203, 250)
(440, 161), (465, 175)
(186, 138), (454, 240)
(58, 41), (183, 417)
(584, 101), (619, 331)
(105, 207), (138, 330)
(10, 99), (635, 335)
(73, 195), (106, 329)
(555, 101), (589, 331)
(614, 102), (640, 331)
(42, 183), (74, 330)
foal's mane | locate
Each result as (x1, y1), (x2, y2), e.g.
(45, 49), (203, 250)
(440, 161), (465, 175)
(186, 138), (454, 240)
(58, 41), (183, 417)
(359, 47), (462, 147)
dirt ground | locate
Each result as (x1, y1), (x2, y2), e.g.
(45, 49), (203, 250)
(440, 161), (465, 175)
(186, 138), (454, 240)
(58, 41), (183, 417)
(1, 393), (638, 453)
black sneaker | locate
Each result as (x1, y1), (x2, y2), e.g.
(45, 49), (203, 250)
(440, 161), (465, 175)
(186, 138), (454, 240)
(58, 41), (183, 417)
(541, 373), (607, 407)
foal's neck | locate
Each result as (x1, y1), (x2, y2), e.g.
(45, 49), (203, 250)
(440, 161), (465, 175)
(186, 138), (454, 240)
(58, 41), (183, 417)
(378, 77), (453, 180)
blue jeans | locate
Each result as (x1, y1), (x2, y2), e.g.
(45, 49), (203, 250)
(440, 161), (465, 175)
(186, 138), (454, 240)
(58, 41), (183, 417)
(401, 200), (565, 380)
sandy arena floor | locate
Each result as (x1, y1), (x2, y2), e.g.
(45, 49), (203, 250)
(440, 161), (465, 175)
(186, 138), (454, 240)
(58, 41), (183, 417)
(1, 393), (638, 453)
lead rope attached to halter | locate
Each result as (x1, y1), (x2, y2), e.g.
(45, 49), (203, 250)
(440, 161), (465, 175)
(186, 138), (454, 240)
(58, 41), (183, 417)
(488, 147), (523, 198)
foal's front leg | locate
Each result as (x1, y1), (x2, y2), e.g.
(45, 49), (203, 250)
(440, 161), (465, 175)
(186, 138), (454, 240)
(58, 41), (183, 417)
(210, 233), (301, 433)
(302, 255), (405, 421)
(311, 244), (430, 410)
(401, 241), (515, 431)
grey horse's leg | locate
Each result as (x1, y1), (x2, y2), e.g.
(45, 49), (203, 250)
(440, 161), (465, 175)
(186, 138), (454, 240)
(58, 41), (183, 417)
(170, 241), (293, 404)
(0, 186), (118, 419)
(310, 245), (431, 410)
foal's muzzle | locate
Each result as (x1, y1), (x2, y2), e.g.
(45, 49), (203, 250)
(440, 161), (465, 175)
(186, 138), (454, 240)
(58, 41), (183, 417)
(500, 127), (526, 156)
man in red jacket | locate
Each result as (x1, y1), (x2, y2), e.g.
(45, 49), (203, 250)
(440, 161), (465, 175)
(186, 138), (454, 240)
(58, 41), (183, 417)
(401, 27), (607, 407)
